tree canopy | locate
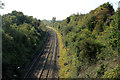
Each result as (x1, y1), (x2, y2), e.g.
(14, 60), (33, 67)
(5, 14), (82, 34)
(52, 2), (119, 78)
(2, 11), (47, 78)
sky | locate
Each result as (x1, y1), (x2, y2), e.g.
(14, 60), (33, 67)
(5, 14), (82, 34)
(0, 0), (119, 20)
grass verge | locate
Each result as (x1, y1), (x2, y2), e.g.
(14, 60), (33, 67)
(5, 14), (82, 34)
(47, 26), (68, 78)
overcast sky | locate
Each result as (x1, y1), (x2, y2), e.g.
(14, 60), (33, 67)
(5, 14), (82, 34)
(0, 0), (119, 20)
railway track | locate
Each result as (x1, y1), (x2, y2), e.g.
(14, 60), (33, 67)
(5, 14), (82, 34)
(21, 28), (59, 80)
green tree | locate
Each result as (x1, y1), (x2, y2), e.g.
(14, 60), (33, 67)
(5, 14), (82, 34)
(52, 17), (56, 27)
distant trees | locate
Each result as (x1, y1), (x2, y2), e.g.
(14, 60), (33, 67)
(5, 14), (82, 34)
(52, 17), (56, 27)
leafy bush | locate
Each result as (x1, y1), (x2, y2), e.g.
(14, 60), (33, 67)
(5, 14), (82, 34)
(103, 65), (120, 78)
(96, 63), (108, 77)
(51, 2), (117, 78)
(2, 11), (47, 78)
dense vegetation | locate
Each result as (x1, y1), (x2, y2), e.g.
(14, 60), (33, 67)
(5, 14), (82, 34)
(51, 2), (119, 78)
(2, 11), (47, 78)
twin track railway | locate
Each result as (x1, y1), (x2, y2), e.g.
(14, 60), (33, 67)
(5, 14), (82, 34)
(20, 28), (59, 80)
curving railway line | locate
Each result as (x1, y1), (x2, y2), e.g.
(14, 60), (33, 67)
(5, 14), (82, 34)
(20, 28), (59, 80)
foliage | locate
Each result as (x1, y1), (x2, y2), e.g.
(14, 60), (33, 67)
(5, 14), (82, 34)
(50, 2), (118, 78)
(2, 11), (47, 78)
(102, 65), (120, 78)
(96, 63), (108, 77)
